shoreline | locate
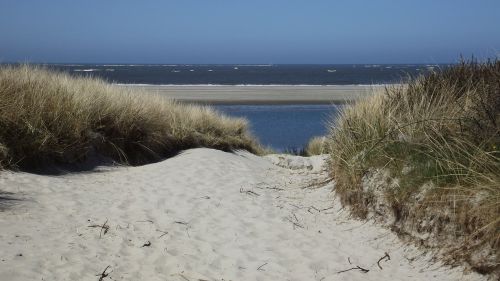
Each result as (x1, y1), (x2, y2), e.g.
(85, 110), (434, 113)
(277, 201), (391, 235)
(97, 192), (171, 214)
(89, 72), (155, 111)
(118, 84), (389, 105)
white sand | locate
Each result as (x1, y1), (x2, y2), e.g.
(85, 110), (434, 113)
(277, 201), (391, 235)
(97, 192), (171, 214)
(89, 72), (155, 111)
(0, 149), (484, 280)
(118, 85), (386, 104)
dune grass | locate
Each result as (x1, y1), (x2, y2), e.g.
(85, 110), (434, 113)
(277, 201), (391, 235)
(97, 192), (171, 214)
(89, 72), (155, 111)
(0, 65), (262, 169)
(327, 59), (499, 274)
(304, 136), (329, 156)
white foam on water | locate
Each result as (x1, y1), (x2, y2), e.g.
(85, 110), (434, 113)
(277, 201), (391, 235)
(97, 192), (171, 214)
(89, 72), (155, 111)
(73, 69), (100, 72)
(234, 64), (273, 67)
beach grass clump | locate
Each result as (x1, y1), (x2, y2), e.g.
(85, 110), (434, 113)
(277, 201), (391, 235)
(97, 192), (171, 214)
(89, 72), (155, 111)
(305, 136), (329, 156)
(0, 65), (262, 169)
(327, 59), (499, 274)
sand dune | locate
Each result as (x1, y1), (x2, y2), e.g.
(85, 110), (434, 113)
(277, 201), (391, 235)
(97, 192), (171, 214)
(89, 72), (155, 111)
(0, 149), (484, 280)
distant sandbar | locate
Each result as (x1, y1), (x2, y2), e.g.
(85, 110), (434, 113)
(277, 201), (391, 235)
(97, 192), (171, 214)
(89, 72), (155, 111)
(118, 84), (389, 104)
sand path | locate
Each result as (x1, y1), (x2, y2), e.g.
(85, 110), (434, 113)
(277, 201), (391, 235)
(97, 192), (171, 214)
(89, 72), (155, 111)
(0, 149), (483, 280)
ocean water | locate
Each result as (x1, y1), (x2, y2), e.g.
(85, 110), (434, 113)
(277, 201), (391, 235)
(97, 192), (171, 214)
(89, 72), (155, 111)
(17, 63), (446, 151)
(216, 104), (338, 152)
(37, 63), (445, 85)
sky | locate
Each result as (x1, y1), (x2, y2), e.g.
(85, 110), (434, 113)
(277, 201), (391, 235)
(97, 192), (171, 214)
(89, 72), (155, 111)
(0, 0), (499, 64)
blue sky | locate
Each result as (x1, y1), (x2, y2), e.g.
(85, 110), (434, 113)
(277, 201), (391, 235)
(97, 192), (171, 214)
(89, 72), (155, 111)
(1, 0), (499, 64)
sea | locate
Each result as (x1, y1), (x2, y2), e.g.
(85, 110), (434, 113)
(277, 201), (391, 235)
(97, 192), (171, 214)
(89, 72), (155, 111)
(35, 63), (445, 151)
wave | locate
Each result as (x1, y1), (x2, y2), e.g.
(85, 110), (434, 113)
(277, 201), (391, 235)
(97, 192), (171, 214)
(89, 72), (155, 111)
(100, 64), (148, 67)
(234, 64), (273, 67)
(73, 69), (101, 72)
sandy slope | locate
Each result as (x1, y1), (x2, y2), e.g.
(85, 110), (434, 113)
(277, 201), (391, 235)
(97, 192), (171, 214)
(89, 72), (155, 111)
(0, 149), (484, 280)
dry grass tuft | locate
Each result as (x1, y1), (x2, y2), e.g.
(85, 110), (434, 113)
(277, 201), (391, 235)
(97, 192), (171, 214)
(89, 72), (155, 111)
(0, 65), (263, 169)
(327, 59), (499, 275)
(305, 136), (329, 156)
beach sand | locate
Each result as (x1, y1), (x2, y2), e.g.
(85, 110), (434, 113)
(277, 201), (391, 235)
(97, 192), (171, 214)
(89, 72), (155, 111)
(0, 149), (483, 280)
(118, 85), (386, 104)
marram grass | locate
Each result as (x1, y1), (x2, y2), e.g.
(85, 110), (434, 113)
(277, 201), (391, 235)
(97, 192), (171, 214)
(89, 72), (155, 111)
(327, 59), (499, 275)
(304, 136), (330, 156)
(0, 65), (262, 169)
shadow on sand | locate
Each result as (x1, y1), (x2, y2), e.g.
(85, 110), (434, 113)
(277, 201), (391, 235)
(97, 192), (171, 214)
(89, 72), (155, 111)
(19, 150), (183, 176)
(0, 191), (20, 211)
(17, 152), (121, 176)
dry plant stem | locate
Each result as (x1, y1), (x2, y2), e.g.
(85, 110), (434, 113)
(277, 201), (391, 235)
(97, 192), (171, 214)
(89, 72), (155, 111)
(377, 252), (391, 269)
(96, 265), (111, 281)
(88, 219), (109, 238)
(156, 229), (168, 238)
(257, 262), (268, 271)
(240, 188), (260, 196)
(337, 265), (370, 274)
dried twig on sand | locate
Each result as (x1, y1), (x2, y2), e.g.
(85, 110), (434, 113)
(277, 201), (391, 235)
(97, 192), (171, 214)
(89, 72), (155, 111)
(255, 184), (284, 191)
(377, 252), (391, 269)
(303, 177), (333, 188)
(174, 221), (191, 238)
(156, 229), (168, 238)
(257, 262), (268, 271)
(88, 219), (110, 238)
(240, 188), (260, 196)
(286, 213), (304, 229)
(337, 265), (369, 274)
(96, 265), (111, 281)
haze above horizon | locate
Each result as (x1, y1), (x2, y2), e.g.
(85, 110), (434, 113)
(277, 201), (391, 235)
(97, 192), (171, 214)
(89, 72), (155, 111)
(1, 0), (499, 64)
